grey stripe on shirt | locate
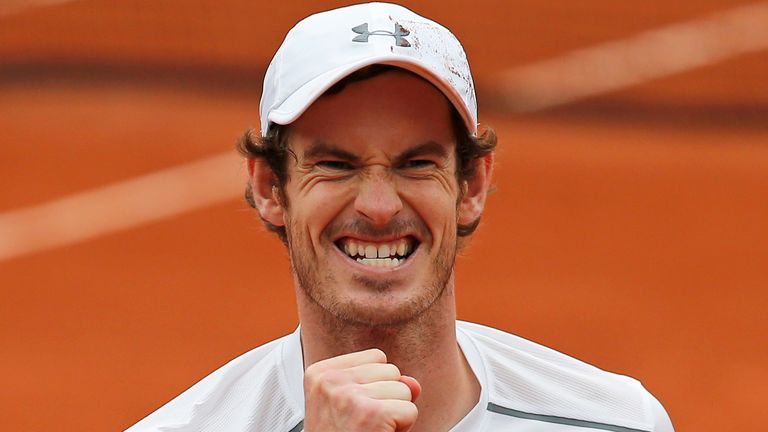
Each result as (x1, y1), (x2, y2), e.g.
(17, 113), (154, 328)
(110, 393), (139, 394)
(487, 402), (651, 432)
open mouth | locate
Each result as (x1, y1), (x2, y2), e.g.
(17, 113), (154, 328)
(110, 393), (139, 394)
(335, 237), (419, 268)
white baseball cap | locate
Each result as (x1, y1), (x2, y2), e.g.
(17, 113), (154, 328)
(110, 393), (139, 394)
(259, 2), (477, 136)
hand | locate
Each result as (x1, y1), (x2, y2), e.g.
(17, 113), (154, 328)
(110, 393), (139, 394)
(303, 348), (421, 432)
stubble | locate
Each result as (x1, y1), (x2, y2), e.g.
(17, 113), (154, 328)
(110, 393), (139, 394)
(287, 216), (457, 331)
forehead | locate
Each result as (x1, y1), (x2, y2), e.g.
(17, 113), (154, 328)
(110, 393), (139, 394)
(287, 70), (457, 156)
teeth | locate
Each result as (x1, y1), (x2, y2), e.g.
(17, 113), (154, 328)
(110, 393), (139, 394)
(342, 238), (414, 262)
(357, 258), (402, 268)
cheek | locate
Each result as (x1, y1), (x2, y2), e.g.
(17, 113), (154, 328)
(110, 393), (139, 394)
(400, 181), (459, 231)
(287, 182), (352, 238)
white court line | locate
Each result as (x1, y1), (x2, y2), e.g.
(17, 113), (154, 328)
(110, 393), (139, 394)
(1, 3), (767, 262)
(0, 0), (77, 18)
(495, 2), (768, 112)
(0, 153), (245, 262)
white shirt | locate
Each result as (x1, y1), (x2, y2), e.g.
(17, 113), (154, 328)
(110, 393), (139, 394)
(127, 321), (674, 431)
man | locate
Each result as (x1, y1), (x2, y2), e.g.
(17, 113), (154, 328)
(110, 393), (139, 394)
(128, 3), (673, 431)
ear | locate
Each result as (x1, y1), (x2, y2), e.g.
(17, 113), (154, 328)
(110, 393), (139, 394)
(458, 153), (494, 226)
(248, 158), (286, 227)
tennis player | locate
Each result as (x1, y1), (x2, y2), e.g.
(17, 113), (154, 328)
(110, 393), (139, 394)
(127, 3), (674, 431)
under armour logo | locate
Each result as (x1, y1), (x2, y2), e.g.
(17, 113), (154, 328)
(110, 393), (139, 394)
(351, 22), (411, 47)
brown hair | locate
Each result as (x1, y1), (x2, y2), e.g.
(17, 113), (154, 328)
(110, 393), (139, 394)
(238, 66), (496, 244)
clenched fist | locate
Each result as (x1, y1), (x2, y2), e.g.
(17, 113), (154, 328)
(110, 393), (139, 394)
(303, 348), (422, 432)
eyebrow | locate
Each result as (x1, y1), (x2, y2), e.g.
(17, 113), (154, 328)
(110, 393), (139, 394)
(302, 141), (361, 163)
(302, 140), (449, 164)
(392, 141), (449, 165)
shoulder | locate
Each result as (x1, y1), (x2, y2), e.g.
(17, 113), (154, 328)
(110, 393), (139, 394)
(458, 321), (674, 431)
(125, 332), (304, 432)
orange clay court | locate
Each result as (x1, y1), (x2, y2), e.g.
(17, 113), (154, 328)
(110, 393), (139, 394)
(0, 1), (766, 431)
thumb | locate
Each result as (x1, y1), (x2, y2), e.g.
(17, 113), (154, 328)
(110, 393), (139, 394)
(399, 375), (422, 402)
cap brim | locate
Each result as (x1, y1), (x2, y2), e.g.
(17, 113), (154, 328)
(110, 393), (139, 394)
(267, 55), (477, 135)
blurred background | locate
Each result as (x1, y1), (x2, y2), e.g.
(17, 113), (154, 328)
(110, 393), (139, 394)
(1, 1), (766, 430)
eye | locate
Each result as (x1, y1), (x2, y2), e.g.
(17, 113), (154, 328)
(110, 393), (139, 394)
(402, 159), (436, 169)
(317, 160), (354, 171)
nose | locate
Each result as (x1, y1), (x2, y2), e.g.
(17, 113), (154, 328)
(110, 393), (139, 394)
(354, 169), (403, 226)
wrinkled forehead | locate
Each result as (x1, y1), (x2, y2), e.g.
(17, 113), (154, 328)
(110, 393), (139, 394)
(285, 70), (460, 156)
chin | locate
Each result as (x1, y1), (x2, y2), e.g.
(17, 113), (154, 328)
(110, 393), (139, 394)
(327, 289), (437, 328)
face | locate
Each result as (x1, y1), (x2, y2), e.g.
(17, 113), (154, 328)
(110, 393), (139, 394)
(274, 71), (466, 327)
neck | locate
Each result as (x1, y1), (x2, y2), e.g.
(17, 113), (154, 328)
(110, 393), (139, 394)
(297, 277), (480, 431)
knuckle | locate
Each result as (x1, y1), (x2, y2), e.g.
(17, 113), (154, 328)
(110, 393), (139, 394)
(305, 362), (320, 375)
(370, 348), (387, 361)
(396, 381), (412, 395)
(322, 369), (348, 385)
(303, 375), (316, 393)
(350, 398), (381, 423)
(384, 363), (401, 377)
(329, 385), (357, 411)
(316, 371), (345, 394)
(303, 370), (322, 392)
(303, 364), (322, 387)
(407, 402), (418, 418)
(305, 368), (347, 395)
(324, 383), (377, 410)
